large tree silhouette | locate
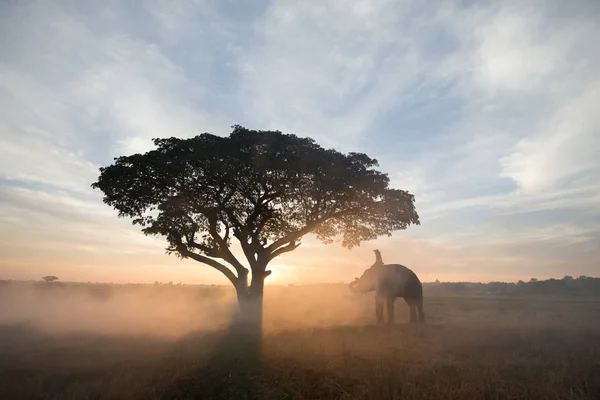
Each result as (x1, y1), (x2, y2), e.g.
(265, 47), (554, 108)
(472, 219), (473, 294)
(92, 126), (420, 316)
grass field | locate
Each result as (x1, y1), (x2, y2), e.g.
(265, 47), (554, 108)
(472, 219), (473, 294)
(1, 284), (599, 399)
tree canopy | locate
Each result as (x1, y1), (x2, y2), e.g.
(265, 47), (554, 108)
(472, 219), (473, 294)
(91, 126), (420, 306)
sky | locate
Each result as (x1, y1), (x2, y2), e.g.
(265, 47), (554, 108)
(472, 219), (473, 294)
(1, 0), (599, 285)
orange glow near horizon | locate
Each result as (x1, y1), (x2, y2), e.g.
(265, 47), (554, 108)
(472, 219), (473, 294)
(0, 234), (583, 286)
(1, 213), (596, 286)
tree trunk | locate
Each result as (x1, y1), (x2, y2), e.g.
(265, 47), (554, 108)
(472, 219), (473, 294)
(218, 273), (264, 367)
(234, 270), (266, 327)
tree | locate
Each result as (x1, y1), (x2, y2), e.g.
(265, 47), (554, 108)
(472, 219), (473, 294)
(91, 126), (420, 318)
(42, 276), (58, 283)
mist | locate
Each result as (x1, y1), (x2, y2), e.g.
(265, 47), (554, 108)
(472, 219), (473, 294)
(3, 278), (598, 339)
(0, 282), (373, 337)
(2, 279), (599, 399)
(0, 283), (235, 337)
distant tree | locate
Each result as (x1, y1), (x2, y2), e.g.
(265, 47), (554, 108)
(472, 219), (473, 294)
(92, 126), (420, 318)
(42, 276), (58, 283)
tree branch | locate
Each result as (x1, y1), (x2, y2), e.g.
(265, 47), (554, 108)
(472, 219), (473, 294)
(170, 230), (247, 285)
(269, 241), (301, 260)
(266, 208), (361, 253)
(213, 204), (259, 268)
(205, 211), (247, 274)
(187, 238), (221, 258)
(223, 224), (230, 244)
(172, 238), (238, 285)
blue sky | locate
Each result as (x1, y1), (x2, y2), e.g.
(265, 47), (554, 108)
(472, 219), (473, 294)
(1, 0), (599, 284)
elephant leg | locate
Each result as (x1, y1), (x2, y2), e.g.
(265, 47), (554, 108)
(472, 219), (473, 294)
(406, 299), (417, 323)
(375, 296), (384, 324)
(417, 299), (425, 323)
(386, 298), (395, 325)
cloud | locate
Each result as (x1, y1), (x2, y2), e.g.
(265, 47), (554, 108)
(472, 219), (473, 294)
(0, 1), (230, 185)
(0, 185), (160, 254)
(368, 0), (600, 220)
(0, 0), (599, 283)
(0, 125), (99, 193)
(67, 36), (225, 155)
(236, 0), (452, 149)
(470, 4), (569, 92)
(500, 81), (600, 194)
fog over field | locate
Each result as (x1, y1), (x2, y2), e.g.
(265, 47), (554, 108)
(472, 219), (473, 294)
(3, 278), (599, 337)
(1, 283), (235, 337)
(1, 281), (599, 399)
(0, 283), (373, 337)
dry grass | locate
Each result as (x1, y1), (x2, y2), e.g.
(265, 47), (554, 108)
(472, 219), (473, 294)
(1, 288), (599, 399)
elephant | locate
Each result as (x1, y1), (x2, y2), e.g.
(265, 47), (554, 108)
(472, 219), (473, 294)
(348, 249), (425, 324)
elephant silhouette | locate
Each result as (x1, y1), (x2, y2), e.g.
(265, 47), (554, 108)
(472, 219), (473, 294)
(349, 249), (425, 324)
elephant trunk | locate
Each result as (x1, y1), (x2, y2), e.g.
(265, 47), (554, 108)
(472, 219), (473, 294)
(348, 278), (361, 295)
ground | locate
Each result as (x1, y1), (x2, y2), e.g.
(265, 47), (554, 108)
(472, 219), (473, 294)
(0, 284), (599, 399)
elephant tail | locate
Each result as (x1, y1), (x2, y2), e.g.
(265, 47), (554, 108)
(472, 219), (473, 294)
(417, 298), (425, 322)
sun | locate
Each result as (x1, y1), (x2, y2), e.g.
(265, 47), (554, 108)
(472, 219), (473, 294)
(264, 264), (292, 285)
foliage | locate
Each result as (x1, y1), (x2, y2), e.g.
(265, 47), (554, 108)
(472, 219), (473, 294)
(91, 126), (420, 301)
(425, 275), (600, 296)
